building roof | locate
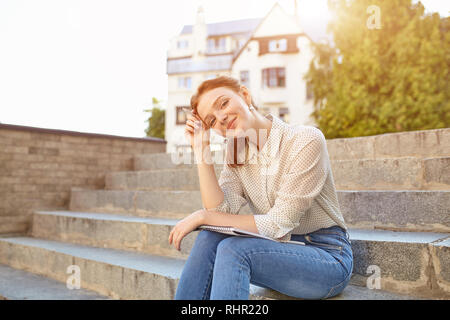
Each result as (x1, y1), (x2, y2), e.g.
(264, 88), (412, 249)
(179, 15), (328, 42)
(169, 6), (331, 74)
(180, 17), (262, 36)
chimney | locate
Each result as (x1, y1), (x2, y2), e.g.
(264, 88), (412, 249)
(196, 5), (205, 25)
(192, 5), (207, 60)
(293, 0), (301, 25)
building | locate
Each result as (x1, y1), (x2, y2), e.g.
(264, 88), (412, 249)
(166, 3), (317, 153)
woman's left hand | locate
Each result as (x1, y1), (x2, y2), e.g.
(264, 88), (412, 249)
(168, 209), (205, 251)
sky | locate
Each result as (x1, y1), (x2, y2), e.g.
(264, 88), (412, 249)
(0, 0), (448, 138)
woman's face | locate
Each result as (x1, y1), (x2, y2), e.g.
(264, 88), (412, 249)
(196, 86), (253, 138)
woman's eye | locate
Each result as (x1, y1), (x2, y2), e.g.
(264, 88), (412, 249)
(210, 100), (228, 127)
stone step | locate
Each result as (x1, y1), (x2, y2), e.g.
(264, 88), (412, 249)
(69, 189), (450, 232)
(32, 210), (195, 260)
(0, 236), (426, 300)
(332, 156), (450, 190)
(69, 189), (209, 220)
(339, 190), (450, 233)
(105, 167), (223, 192)
(0, 236), (183, 299)
(107, 157), (450, 191)
(31, 210), (449, 299)
(0, 263), (110, 300)
(134, 151), (216, 171)
(326, 127), (450, 161)
(134, 126), (450, 170)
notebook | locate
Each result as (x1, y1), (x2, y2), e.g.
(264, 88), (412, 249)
(197, 225), (305, 245)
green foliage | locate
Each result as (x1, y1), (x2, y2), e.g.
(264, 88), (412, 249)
(305, 0), (450, 139)
(144, 97), (165, 139)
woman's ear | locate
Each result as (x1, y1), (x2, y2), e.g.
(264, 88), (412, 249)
(239, 85), (252, 106)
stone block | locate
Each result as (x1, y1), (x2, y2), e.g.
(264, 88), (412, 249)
(326, 136), (375, 160)
(331, 157), (423, 190)
(374, 128), (450, 158)
(338, 190), (450, 232)
(423, 157), (450, 186)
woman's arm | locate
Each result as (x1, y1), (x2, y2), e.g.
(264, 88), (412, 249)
(201, 209), (259, 233)
(185, 111), (225, 210)
(196, 149), (226, 209)
(168, 209), (258, 251)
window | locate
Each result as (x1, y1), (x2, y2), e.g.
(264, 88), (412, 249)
(258, 36), (299, 56)
(207, 39), (214, 51)
(240, 70), (250, 87)
(262, 68), (286, 88)
(176, 106), (190, 125)
(207, 37), (226, 53)
(178, 77), (192, 89)
(219, 38), (226, 50)
(278, 107), (290, 123)
(177, 40), (189, 49)
(269, 39), (287, 52)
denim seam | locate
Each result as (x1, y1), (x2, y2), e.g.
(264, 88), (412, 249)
(202, 261), (214, 300)
(304, 236), (345, 264)
(245, 250), (340, 265)
(322, 260), (354, 299)
(312, 245), (343, 264)
(311, 231), (343, 236)
(236, 262), (241, 300)
(237, 255), (250, 299)
(304, 235), (343, 251)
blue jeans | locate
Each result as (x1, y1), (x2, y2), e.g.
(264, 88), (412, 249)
(175, 225), (353, 300)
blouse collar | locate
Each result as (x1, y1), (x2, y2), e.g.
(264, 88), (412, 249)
(247, 113), (285, 162)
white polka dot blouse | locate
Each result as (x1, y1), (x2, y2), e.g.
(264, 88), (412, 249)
(205, 113), (347, 242)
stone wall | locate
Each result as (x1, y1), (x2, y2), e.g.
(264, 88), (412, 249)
(0, 123), (166, 235)
(326, 128), (450, 160)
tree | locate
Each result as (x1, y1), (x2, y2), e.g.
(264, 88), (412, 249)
(144, 97), (165, 139)
(305, 0), (450, 139)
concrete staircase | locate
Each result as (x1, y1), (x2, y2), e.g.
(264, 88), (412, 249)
(0, 128), (449, 300)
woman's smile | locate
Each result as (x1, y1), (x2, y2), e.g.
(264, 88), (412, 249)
(227, 117), (237, 130)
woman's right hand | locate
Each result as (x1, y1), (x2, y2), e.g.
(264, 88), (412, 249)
(184, 109), (210, 154)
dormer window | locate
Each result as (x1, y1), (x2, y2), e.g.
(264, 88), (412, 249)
(269, 39), (287, 52)
(257, 35), (298, 56)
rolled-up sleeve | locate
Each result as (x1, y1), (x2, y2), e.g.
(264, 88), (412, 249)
(204, 165), (248, 214)
(253, 132), (329, 240)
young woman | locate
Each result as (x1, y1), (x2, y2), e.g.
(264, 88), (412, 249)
(168, 76), (353, 300)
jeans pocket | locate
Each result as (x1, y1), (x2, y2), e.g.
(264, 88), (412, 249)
(304, 233), (345, 265)
(304, 234), (343, 252)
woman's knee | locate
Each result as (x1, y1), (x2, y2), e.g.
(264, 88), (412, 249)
(193, 230), (230, 252)
(215, 236), (250, 261)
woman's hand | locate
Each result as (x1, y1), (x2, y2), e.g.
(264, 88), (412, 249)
(184, 109), (210, 155)
(168, 209), (205, 251)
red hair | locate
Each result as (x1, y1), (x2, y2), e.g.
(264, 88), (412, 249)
(190, 76), (258, 168)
